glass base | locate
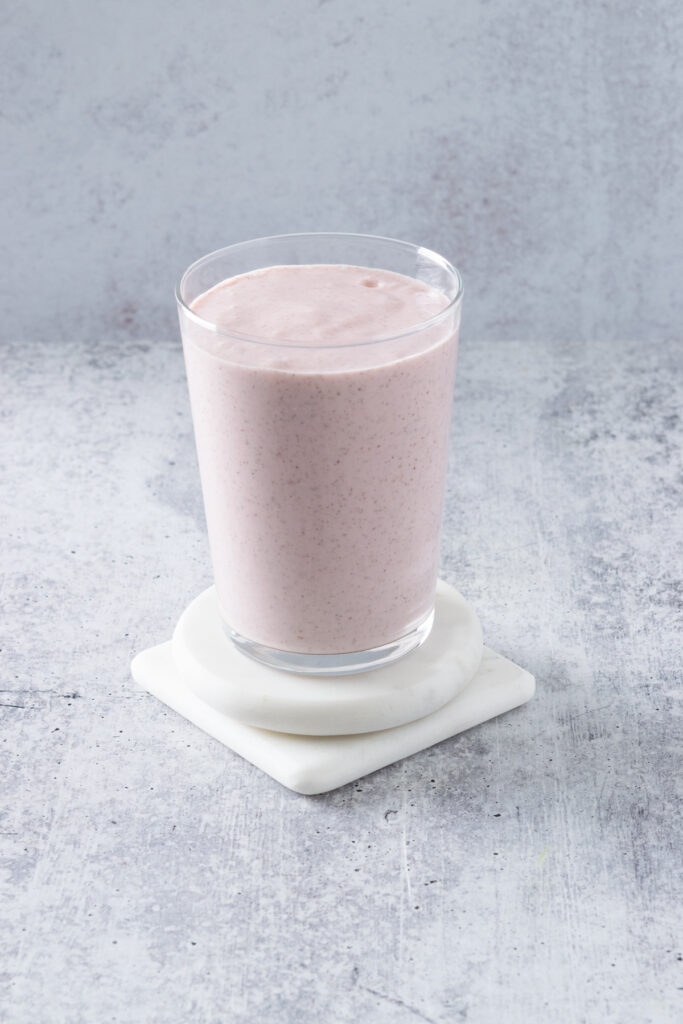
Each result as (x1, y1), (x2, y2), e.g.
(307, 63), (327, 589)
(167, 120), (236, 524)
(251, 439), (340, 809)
(223, 608), (435, 677)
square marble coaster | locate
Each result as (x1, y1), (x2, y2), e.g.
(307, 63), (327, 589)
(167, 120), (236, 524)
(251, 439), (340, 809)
(133, 643), (535, 794)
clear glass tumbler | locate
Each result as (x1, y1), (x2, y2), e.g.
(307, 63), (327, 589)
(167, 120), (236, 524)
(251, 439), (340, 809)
(177, 233), (463, 675)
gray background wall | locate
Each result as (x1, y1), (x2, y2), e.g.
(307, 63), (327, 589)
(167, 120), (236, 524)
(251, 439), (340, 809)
(2, 0), (682, 344)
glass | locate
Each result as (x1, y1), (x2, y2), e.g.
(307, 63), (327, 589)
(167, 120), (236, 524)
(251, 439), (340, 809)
(177, 233), (463, 675)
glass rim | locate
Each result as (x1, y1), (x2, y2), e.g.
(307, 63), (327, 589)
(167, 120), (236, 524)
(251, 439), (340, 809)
(175, 232), (464, 351)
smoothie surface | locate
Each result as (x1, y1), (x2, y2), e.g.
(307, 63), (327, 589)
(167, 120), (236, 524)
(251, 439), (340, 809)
(190, 264), (450, 347)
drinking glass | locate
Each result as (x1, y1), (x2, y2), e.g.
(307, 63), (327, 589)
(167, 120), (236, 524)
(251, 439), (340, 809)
(177, 233), (463, 675)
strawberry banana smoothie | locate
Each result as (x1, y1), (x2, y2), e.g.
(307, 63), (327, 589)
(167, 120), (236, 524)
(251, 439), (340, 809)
(178, 253), (461, 669)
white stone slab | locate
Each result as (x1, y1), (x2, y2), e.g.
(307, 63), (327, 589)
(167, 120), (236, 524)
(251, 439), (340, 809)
(132, 642), (535, 795)
(170, 580), (484, 735)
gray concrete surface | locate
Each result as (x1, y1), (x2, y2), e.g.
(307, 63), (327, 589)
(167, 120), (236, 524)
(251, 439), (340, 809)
(2, 334), (681, 1023)
(2, 0), (683, 345)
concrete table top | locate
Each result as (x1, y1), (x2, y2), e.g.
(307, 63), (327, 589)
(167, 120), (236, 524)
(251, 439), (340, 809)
(2, 336), (680, 1023)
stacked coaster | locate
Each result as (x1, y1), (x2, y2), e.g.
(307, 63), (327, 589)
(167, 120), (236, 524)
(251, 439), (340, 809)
(132, 581), (535, 794)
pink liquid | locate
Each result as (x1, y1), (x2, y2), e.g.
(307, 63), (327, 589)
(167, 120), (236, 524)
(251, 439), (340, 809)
(182, 264), (459, 655)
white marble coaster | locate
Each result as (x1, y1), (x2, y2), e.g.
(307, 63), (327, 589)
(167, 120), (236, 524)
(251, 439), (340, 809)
(133, 644), (533, 794)
(171, 580), (483, 735)
(132, 583), (534, 794)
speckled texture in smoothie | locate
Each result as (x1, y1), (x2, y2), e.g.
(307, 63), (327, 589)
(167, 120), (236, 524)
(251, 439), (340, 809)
(181, 264), (459, 654)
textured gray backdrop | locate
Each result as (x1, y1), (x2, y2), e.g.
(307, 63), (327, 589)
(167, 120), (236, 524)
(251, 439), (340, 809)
(2, 0), (683, 343)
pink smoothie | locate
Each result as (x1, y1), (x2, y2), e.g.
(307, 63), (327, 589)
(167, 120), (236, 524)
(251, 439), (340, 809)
(181, 264), (459, 654)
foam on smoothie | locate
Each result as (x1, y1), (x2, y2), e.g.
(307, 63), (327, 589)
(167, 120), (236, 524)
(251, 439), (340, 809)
(190, 264), (450, 348)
